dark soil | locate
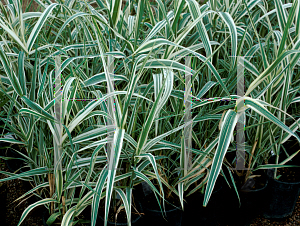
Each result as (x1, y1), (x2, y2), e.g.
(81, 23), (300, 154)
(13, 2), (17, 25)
(250, 176), (266, 190)
(277, 167), (300, 183)
(266, 145), (300, 183)
(0, 159), (43, 226)
(0, 157), (92, 226)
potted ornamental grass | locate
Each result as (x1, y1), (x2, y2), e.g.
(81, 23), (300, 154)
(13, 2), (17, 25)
(0, 0), (299, 225)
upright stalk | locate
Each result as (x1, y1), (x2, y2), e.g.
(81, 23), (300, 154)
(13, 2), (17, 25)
(54, 55), (63, 214)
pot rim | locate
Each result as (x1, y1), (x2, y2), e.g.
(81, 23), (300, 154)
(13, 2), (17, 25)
(266, 168), (300, 185)
(240, 177), (268, 193)
(144, 202), (184, 213)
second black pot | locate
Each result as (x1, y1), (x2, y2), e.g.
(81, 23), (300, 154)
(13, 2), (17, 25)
(135, 182), (184, 226)
(224, 175), (269, 226)
(182, 176), (225, 226)
(263, 168), (300, 219)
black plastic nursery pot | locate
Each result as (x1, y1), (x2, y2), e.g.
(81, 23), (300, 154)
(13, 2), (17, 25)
(188, 170), (269, 226)
(134, 182), (183, 226)
(225, 175), (269, 226)
(182, 176), (225, 226)
(263, 168), (300, 219)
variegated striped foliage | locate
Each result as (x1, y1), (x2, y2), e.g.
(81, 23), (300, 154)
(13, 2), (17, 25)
(0, 0), (299, 225)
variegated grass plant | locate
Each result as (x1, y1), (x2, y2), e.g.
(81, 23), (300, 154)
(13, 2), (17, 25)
(0, 0), (300, 225)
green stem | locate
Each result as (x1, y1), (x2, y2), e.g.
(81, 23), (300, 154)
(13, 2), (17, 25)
(274, 154), (279, 179)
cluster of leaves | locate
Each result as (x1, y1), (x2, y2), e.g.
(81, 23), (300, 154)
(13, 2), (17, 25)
(0, 0), (299, 225)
